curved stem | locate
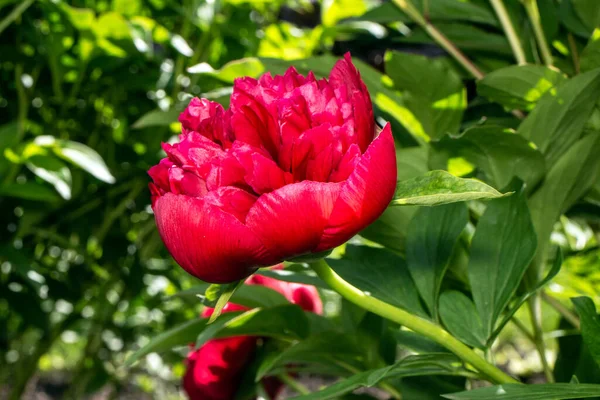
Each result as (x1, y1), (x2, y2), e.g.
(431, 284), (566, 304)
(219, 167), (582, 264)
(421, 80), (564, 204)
(278, 374), (311, 395)
(522, 0), (553, 67)
(542, 292), (580, 330)
(528, 295), (555, 383)
(490, 0), (527, 65)
(391, 0), (485, 79)
(310, 259), (519, 385)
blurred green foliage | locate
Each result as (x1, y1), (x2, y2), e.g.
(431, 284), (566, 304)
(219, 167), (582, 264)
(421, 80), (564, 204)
(1, 0), (600, 399)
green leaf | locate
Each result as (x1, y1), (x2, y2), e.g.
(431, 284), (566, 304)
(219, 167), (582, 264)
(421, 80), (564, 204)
(291, 354), (464, 400)
(131, 108), (180, 129)
(439, 291), (486, 349)
(357, 0), (498, 27)
(203, 280), (244, 323)
(34, 136), (115, 184)
(488, 248), (563, 344)
(393, 170), (511, 206)
(255, 332), (363, 381)
(26, 155), (72, 200)
(580, 29), (600, 73)
(406, 203), (468, 318)
(385, 51), (466, 139)
(443, 383), (600, 399)
(394, 330), (449, 354)
(394, 23), (511, 55)
(572, 0), (600, 32)
(432, 126), (546, 190)
(468, 183), (537, 339)
(0, 182), (61, 202)
(328, 245), (426, 317)
(215, 305), (310, 340)
(125, 318), (212, 366)
(477, 65), (566, 111)
(528, 133), (600, 275)
(360, 147), (427, 253)
(171, 283), (290, 309)
(256, 268), (327, 289)
(517, 69), (600, 165)
(573, 297), (600, 367)
(188, 58), (265, 83)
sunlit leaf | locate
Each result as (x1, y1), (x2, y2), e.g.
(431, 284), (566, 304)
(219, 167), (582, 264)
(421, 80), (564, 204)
(393, 170), (511, 206)
(443, 383), (600, 399)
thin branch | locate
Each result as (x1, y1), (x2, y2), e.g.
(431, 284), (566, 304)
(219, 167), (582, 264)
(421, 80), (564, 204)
(391, 0), (485, 79)
(490, 0), (527, 65)
(522, 0), (553, 66)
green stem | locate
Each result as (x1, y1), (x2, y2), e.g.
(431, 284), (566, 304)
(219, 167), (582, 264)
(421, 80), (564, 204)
(391, 0), (485, 79)
(0, 0), (34, 35)
(310, 259), (519, 385)
(528, 295), (555, 383)
(278, 374), (311, 395)
(490, 0), (527, 65)
(522, 0), (553, 67)
(567, 33), (580, 74)
(542, 292), (580, 330)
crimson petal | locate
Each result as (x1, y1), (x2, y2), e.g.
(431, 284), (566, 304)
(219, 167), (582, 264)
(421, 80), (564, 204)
(317, 123), (396, 251)
(245, 181), (343, 261)
(154, 193), (269, 283)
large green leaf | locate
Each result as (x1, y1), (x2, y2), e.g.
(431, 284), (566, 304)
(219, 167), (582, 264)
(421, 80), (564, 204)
(477, 65), (566, 111)
(528, 133), (600, 276)
(360, 146), (427, 253)
(170, 284), (291, 309)
(125, 317), (213, 366)
(26, 155), (72, 200)
(581, 29), (600, 73)
(255, 332), (364, 380)
(385, 51), (466, 139)
(443, 383), (600, 399)
(34, 136), (115, 184)
(517, 69), (600, 165)
(488, 249), (563, 344)
(406, 203), (468, 318)
(291, 354), (464, 400)
(394, 23), (511, 55)
(0, 182), (62, 202)
(573, 297), (600, 367)
(131, 108), (180, 129)
(432, 126), (546, 190)
(255, 267), (327, 289)
(468, 184), (537, 338)
(393, 170), (510, 206)
(357, 0), (497, 26)
(439, 291), (485, 349)
(328, 245), (426, 317)
(572, 0), (600, 32)
(208, 304), (310, 342)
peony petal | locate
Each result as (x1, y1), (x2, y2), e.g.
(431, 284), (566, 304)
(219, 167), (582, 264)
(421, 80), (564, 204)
(232, 143), (293, 194)
(203, 186), (257, 223)
(317, 123), (396, 251)
(329, 53), (374, 152)
(183, 335), (256, 400)
(154, 193), (270, 283)
(246, 181), (343, 261)
(290, 285), (323, 314)
(168, 167), (208, 197)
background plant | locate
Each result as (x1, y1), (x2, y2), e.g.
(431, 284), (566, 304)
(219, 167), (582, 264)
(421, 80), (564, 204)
(1, 0), (600, 399)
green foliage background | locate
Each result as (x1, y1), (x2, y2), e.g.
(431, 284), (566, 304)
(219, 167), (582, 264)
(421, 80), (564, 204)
(1, 0), (600, 399)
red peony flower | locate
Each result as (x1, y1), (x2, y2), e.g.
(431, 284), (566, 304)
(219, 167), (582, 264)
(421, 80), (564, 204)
(149, 53), (397, 283)
(183, 267), (322, 400)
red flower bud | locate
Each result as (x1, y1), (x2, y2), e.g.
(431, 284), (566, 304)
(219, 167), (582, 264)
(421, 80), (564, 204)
(149, 53), (397, 283)
(183, 266), (322, 400)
